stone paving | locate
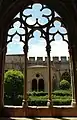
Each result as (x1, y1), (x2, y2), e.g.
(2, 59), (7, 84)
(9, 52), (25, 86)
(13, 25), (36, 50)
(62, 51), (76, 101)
(1, 117), (77, 120)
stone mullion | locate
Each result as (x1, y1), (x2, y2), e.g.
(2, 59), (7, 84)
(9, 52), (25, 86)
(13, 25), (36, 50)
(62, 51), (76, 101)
(0, 52), (4, 109)
(70, 57), (76, 106)
(46, 44), (52, 107)
(0, 27), (7, 115)
(22, 44), (28, 108)
(68, 46), (76, 106)
(71, 45), (77, 107)
(0, 46), (6, 111)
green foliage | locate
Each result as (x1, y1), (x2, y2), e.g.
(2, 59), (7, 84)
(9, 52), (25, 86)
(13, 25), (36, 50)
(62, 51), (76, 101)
(28, 99), (47, 106)
(52, 99), (71, 105)
(61, 72), (71, 83)
(4, 70), (24, 105)
(28, 98), (71, 106)
(27, 90), (72, 106)
(52, 90), (72, 96)
(4, 89), (72, 105)
(28, 95), (72, 106)
(28, 91), (48, 96)
(4, 71), (72, 106)
(59, 79), (70, 90)
(28, 90), (72, 96)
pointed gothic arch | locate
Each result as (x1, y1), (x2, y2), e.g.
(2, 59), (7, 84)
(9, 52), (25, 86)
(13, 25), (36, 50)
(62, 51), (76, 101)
(0, 0), (77, 117)
(3, 2), (75, 108)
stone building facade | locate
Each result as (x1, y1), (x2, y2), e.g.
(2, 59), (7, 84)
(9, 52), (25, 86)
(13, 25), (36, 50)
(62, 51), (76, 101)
(5, 54), (70, 92)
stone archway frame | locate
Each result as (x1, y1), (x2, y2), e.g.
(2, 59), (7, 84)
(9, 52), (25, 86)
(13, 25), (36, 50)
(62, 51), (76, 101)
(0, 0), (77, 117)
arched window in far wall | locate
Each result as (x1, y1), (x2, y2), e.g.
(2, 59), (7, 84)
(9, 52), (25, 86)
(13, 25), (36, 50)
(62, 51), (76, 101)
(38, 79), (44, 91)
(32, 79), (37, 91)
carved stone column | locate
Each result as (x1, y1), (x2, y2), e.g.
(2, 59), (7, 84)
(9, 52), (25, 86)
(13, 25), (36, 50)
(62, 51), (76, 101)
(46, 44), (52, 107)
(71, 45), (77, 107)
(0, 45), (7, 111)
(22, 45), (28, 108)
(68, 46), (76, 106)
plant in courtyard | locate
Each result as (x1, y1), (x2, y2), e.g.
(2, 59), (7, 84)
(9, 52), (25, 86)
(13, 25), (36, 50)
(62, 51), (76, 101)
(52, 90), (72, 96)
(4, 69), (72, 106)
(61, 72), (71, 83)
(59, 79), (70, 90)
(4, 70), (24, 105)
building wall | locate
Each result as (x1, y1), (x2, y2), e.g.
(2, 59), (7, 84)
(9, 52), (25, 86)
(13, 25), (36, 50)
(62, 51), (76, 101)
(5, 55), (70, 92)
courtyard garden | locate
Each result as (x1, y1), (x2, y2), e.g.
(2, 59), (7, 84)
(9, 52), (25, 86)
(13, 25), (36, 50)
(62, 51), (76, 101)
(4, 70), (72, 106)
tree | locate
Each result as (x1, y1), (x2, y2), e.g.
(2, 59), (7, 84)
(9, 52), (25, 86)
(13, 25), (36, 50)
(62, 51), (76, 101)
(59, 79), (70, 90)
(61, 72), (71, 83)
(4, 70), (24, 105)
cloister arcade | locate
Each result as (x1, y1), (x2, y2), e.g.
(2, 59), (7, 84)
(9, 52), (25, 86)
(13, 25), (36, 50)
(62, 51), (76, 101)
(0, 0), (77, 117)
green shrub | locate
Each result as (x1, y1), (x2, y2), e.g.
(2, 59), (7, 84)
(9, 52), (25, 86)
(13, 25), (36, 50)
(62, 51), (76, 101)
(4, 70), (24, 105)
(52, 90), (72, 96)
(28, 99), (47, 106)
(53, 95), (71, 99)
(52, 99), (71, 105)
(28, 91), (72, 106)
(28, 90), (72, 97)
(4, 94), (23, 105)
(29, 95), (48, 100)
(28, 91), (48, 96)
(60, 72), (71, 83)
(28, 98), (71, 106)
(31, 91), (37, 96)
(59, 80), (70, 90)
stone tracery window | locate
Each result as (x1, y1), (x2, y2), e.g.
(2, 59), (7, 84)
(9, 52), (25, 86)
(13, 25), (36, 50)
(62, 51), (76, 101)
(32, 73), (44, 92)
(6, 3), (69, 107)
(7, 3), (68, 45)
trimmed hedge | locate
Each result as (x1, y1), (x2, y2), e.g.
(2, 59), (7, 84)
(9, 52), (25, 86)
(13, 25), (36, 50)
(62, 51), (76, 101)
(28, 99), (47, 106)
(28, 94), (72, 106)
(28, 91), (48, 96)
(52, 99), (71, 105)
(52, 90), (72, 96)
(4, 90), (72, 106)
(28, 90), (72, 96)
(28, 90), (72, 106)
(28, 99), (72, 106)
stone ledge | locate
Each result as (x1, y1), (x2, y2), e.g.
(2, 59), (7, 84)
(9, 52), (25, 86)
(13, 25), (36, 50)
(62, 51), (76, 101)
(1, 106), (77, 117)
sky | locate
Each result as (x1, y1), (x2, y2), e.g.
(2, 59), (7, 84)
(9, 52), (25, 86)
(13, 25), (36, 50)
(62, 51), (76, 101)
(7, 3), (69, 60)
